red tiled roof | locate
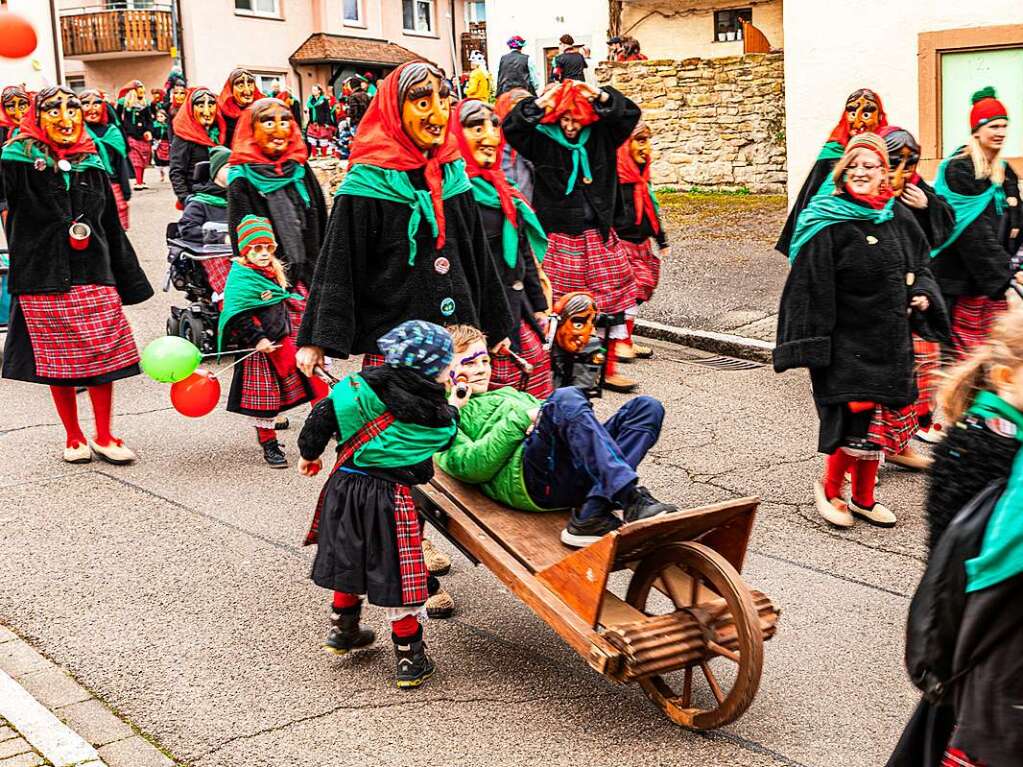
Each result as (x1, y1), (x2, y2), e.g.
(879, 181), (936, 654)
(290, 33), (424, 67)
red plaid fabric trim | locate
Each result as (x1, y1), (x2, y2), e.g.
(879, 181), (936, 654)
(543, 229), (638, 314)
(237, 352), (308, 413)
(307, 123), (335, 140)
(201, 257), (232, 295)
(620, 238), (660, 303)
(304, 411), (397, 546)
(362, 353), (385, 370)
(154, 139), (171, 163)
(110, 182), (130, 231)
(868, 403), (919, 455)
(19, 286), (139, 379)
(490, 319), (554, 399)
(127, 137), (151, 173)
(941, 748), (985, 767)
(394, 484), (429, 605)
(951, 296), (1008, 361)
(913, 335), (941, 417)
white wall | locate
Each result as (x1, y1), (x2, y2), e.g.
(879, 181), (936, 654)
(783, 0), (1023, 202)
(0, 1), (63, 90)
(485, 1), (608, 88)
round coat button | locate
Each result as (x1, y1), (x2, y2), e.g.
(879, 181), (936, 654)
(511, 280), (524, 291)
(434, 257), (450, 275)
(57, 159), (72, 172)
(440, 297), (456, 316)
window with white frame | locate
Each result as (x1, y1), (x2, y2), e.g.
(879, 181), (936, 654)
(402, 0), (433, 34)
(466, 0), (485, 23)
(235, 0), (280, 19)
(253, 72), (287, 95)
(343, 0), (362, 24)
(66, 75), (87, 93)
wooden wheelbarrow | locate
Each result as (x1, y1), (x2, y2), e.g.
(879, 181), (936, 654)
(414, 472), (780, 730)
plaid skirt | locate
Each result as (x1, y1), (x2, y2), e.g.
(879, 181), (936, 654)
(154, 139), (170, 165)
(619, 238), (661, 303)
(867, 403), (919, 456)
(201, 257), (233, 296)
(490, 319), (554, 399)
(307, 123), (335, 141)
(950, 296), (1008, 360)
(362, 353), (385, 370)
(543, 229), (637, 314)
(127, 136), (151, 174)
(913, 335), (942, 418)
(110, 182), (130, 231)
(5, 285), (140, 384)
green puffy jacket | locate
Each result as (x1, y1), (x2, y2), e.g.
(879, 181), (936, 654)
(435, 388), (547, 512)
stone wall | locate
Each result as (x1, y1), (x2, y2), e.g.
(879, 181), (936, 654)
(308, 156), (346, 209)
(596, 53), (786, 194)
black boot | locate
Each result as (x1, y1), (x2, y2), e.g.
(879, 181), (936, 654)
(261, 438), (288, 469)
(622, 484), (677, 523)
(324, 604), (375, 656)
(393, 628), (435, 689)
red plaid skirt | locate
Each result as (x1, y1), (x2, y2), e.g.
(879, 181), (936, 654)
(393, 484), (429, 605)
(490, 319), (554, 399)
(868, 403), (919, 455)
(913, 335), (941, 418)
(201, 257), (233, 296)
(110, 182), (130, 231)
(942, 748), (985, 767)
(18, 286), (139, 380)
(307, 123), (335, 141)
(950, 296), (1008, 360)
(543, 229), (637, 314)
(127, 136), (151, 174)
(619, 238), (660, 303)
(154, 139), (170, 164)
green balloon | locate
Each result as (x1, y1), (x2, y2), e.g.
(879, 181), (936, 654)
(141, 336), (202, 383)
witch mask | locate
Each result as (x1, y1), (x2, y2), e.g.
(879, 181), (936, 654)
(399, 68), (451, 152)
(232, 72), (257, 107)
(845, 89), (882, 136)
(252, 100), (293, 159)
(193, 92), (218, 128)
(883, 128), (921, 197)
(80, 91), (105, 125)
(171, 85), (187, 108)
(629, 130), (652, 166)
(40, 90), (84, 147)
(553, 292), (598, 354)
(2, 91), (29, 125)
(459, 100), (500, 168)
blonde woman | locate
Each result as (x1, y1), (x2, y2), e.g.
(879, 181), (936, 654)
(116, 80), (153, 189)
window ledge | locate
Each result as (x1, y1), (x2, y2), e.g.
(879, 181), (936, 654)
(402, 29), (439, 39)
(234, 10), (285, 21)
(343, 20), (367, 28)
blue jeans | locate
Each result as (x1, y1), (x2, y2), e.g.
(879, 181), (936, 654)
(521, 388), (664, 518)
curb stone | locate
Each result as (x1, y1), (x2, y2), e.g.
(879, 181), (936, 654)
(635, 318), (774, 364)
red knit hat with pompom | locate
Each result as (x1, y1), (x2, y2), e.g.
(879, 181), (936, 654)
(970, 87), (1008, 133)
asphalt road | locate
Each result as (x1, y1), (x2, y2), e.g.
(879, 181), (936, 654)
(0, 183), (930, 767)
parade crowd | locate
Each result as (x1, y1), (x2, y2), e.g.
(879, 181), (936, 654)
(1, 32), (1021, 766)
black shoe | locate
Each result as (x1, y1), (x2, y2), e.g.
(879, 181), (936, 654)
(560, 509), (622, 548)
(393, 630), (435, 689)
(274, 416), (290, 431)
(324, 606), (376, 656)
(622, 485), (677, 523)
(261, 439), (288, 469)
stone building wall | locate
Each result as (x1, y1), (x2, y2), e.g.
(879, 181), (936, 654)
(596, 53), (786, 194)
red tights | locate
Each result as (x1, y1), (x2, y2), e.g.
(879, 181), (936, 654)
(606, 339), (621, 377)
(332, 591), (420, 638)
(823, 450), (879, 507)
(49, 383), (117, 448)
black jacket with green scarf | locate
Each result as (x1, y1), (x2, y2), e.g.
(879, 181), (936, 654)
(502, 86), (640, 239)
(297, 166), (515, 358)
(0, 141), (152, 302)
(227, 160), (327, 289)
(88, 123), (133, 202)
(478, 203), (547, 330)
(170, 136), (212, 204)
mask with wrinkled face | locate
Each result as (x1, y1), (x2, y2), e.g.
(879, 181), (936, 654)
(401, 73), (451, 151)
(462, 108), (500, 168)
(629, 133), (652, 166)
(232, 73), (257, 106)
(80, 93), (105, 125)
(253, 101), (293, 159)
(555, 299), (598, 354)
(889, 146), (920, 196)
(845, 93), (881, 135)
(40, 91), (84, 147)
(194, 93), (217, 128)
(171, 85), (187, 108)
(3, 94), (29, 126)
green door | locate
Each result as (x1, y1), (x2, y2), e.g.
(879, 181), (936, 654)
(941, 47), (1023, 157)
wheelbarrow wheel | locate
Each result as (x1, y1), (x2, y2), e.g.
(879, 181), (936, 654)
(625, 541), (764, 730)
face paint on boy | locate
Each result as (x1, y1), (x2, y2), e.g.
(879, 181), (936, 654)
(462, 112), (500, 168)
(630, 133), (652, 166)
(451, 341), (492, 394)
(246, 242), (277, 268)
(253, 102), (293, 158)
(40, 92), (84, 147)
(233, 74), (257, 106)
(194, 94), (217, 128)
(401, 73), (451, 151)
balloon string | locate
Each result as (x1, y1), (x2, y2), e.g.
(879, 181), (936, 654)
(208, 349), (261, 378)
(200, 347), (260, 359)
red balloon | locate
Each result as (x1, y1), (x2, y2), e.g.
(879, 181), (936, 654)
(170, 369), (221, 418)
(0, 11), (38, 59)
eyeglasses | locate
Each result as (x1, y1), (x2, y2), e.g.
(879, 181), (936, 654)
(846, 163), (882, 172)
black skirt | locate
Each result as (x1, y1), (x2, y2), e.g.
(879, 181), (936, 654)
(310, 469), (427, 608)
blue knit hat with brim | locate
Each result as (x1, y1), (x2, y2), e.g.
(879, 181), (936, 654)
(376, 320), (454, 379)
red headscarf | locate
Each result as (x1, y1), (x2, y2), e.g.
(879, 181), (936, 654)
(615, 129), (659, 234)
(228, 97), (308, 172)
(218, 69), (265, 120)
(348, 62), (461, 251)
(117, 80), (144, 101)
(453, 100), (525, 228)
(0, 85), (28, 130)
(827, 88), (888, 146)
(16, 91), (98, 160)
(538, 81), (598, 126)
(172, 87), (227, 148)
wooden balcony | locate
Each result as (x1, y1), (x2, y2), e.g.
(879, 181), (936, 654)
(61, 6), (173, 60)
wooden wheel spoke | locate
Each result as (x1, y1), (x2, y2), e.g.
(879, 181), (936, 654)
(688, 570), (701, 606)
(681, 666), (693, 707)
(700, 661), (726, 704)
(660, 569), (687, 608)
(707, 640), (741, 664)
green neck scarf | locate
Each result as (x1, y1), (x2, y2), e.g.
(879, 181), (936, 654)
(818, 140), (845, 161)
(469, 176), (547, 268)
(964, 390), (1023, 593)
(536, 124), (592, 195)
(216, 261), (302, 350)
(788, 195), (896, 264)
(306, 94), (326, 110)
(930, 149), (1006, 258)
(86, 125), (127, 176)
(190, 191), (227, 208)
(1, 138), (106, 190)
(336, 159), (472, 265)
(227, 162), (310, 207)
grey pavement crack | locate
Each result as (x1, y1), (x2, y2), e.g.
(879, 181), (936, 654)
(0, 405), (174, 437)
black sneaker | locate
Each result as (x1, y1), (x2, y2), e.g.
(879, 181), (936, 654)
(274, 415), (290, 431)
(393, 630), (435, 689)
(261, 439), (288, 469)
(324, 607), (376, 656)
(560, 509), (622, 548)
(622, 485), (677, 523)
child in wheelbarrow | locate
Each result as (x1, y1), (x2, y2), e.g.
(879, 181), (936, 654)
(297, 320), (461, 689)
(436, 325), (677, 547)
